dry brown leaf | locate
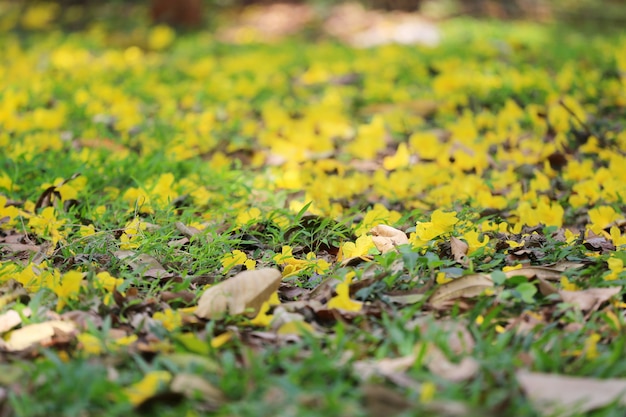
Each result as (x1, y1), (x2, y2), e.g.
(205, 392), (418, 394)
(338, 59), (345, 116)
(354, 354), (417, 381)
(504, 267), (562, 281)
(508, 311), (546, 335)
(534, 277), (559, 296)
(426, 347), (479, 382)
(517, 370), (626, 416)
(170, 373), (225, 404)
(549, 261), (586, 272)
(0, 308), (31, 333)
(74, 138), (128, 153)
(384, 292), (425, 305)
(175, 221), (202, 238)
(559, 287), (622, 312)
(113, 250), (173, 279)
(370, 224), (409, 253)
(406, 318), (475, 354)
(361, 384), (413, 417)
(0, 242), (40, 254)
(195, 268), (282, 319)
(1, 320), (76, 351)
(270, 307), (307, 330)
(450, 237), (469, 265)
(428, 274), (493, 309)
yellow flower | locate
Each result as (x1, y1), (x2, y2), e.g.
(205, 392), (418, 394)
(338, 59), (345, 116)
(584, 333), (601, 360)
(328, 273), (362, 312)
(236, 207), (261, 227)
(503, 264), (523, 272)
(122, 187), (152, 214)
(77, 333), (104, 356)
(534, 200), (563, 228)
(248, 292), (281, 328)
(112, 334), (138, 348)
(273, 246), (329, 277)
(28, 207), (66, 246)
(409, 131), (440, 160)
(277, 321), (315, 335)
(560, 276), (580, 291)
(210, 332), (232, 349)
(120, 217), (146, 250)
(604, 256), (624, 281)
(410, 209), (458, 246)
(153, 309), (183, 332)
(0, 196), (19, 229)
(148, 25), (176, 50)
(125, 371), (172, 406)
(339, 235), (375, 261)
(610, 226), (626, 250)
(0, 172), (19, 191)
(95, 271), (124, 305)
(346, 115), (387, 160)
(221, 250), (256, 272)
(354, 204), (401, 237)
(150, 173), (178, 207)
(383, 143), (411, 170)
(420, 381), (436, 404)
(21, 3), (58, 30)
(462, 230), (490, 254)
(54, 270), (85, 311)
(78, 224), (96, 237)
(589, 206), (622, 234)
(515, 200), (563, 227)
(436, 272), (452, 284)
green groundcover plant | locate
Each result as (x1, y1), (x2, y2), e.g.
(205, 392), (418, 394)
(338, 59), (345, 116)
(1, 3), (626, 417)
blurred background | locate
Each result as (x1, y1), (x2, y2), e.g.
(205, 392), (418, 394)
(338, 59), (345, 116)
(3, 0), (626, 32)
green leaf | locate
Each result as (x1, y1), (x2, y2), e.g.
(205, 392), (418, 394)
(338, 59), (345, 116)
(516, 282), (537, 304)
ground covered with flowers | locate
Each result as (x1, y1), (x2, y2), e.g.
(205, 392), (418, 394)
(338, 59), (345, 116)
(1, 3), (626, 417)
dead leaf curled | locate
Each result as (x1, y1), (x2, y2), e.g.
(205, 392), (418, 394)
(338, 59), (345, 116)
(195, 268), (282, 319)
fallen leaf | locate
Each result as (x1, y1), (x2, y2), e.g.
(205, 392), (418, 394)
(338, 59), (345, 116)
(175, 221), (202, 237)
(383, 291), (425, 305)
(505, 267), (562, 281)
(354, 354), (417, 381)
(517, 370), (626, 416)
(170, 373), (225, 404)
(425, 347), (479, 382)
(559, 287), (622, 312)
(450, 236), (469, 265)
(549, 261), (586, 272)
(74, 138), (128, 153)
(195, 268), (283, 319)
(584, 232), (615, 252)
(370, 224), (409, 253)
(362, 384), (413, 417)
(0, 308), (31, 333)
(163, 353), (220, 373)
(536, 278), (559, 296)
(1, 320), (76, 351)
(114, 250), (174, 279)
(508, 311), (545, 335)
(270, 306), (311, 334)
(0, 242), (40, 254)
(168, 237), (189, 247)
(428, 274), (493, 309)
